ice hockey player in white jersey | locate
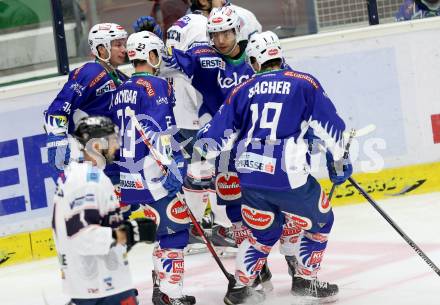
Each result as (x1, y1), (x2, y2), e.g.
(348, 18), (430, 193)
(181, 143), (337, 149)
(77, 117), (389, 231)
(51, 116), (157, 305)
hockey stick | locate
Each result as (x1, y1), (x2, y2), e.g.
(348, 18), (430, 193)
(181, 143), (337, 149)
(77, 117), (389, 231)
(128, 113), (236, 284)
(328, 129), (356, 201)
(348, 177), (440, 277)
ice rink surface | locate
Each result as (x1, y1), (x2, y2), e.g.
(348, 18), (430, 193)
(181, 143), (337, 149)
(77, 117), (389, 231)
(1, 192), (439, 305)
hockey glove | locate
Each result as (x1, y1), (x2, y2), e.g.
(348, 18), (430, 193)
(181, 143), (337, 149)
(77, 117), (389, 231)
(119, 218), (157, 251)
(161, 155), (187, 197)
(132, 16), (163, 38)
(326, 152), (353, 186)
(47, 133), (70, 173)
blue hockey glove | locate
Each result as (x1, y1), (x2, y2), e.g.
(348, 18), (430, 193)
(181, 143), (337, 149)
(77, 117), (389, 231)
(326, 152), (353, 185)
(158, 155), (187, 197)
(47, 133), (70, 173)
(132, 16), (163, 38)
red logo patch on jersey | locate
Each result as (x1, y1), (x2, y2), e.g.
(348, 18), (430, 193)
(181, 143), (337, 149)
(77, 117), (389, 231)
(136, 79), (155, 97)
(241, 205), (274, 230)
(310, 250), (324, 265)
(170, 274), (182, 283)
(166, 198), (190, 224)
(167, 251), (179, 259)
(268, 49), (279, 56)
(172, 260), (184, 273)
(212, 17), (223, 24)
(143, 206), (160, 225)
(215, 172), (241, 201)
(284, 213), (312, 230)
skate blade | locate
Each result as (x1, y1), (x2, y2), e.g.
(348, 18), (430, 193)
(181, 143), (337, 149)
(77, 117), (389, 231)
(214, 246), (238, 258)
(290, 293), (338, 305)
(184, 244), (208, 255)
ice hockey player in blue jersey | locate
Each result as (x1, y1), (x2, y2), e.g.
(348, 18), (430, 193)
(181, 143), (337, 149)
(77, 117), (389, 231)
(396, 0), (440, 21)
(109, 31), (194, 305)
(197, 31), (353, 304)
(44, 23), (128, 182)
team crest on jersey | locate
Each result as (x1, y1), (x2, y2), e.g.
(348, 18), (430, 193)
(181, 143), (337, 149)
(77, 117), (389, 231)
(166, 198), (190, 224)
(241, 205), (274, 230)
(96, 80), (116, 96)
(136, 79), (155, 97)
(284, 212), (312, 230)
(143, 205), (160, 225)
(215, 172), (241, 201)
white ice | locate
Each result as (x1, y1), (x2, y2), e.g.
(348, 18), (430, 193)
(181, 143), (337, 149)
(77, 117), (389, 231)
(1, 192), (440, 305)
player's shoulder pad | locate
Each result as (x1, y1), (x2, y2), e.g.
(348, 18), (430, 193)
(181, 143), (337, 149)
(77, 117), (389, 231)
(283, 70), (320, 90)
(226, 77), (256, 104)
(133, 76), (167, 98)
(70, 62), (107, 88)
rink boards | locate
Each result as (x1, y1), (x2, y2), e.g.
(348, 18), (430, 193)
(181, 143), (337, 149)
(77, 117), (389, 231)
(1, 17), (440, 267)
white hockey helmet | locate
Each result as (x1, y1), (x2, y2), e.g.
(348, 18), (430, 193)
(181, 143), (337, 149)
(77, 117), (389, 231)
(88, 23), (128, 62)
(207, 6), (241, 35)
(246, 31), (283, 70)
(126, 31), (164, 69)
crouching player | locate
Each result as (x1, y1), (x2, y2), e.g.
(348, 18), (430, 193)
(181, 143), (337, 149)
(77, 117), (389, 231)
(52, 116), (157, 305)
(198, 31), (352, 304)
(110, 31), (195, 305)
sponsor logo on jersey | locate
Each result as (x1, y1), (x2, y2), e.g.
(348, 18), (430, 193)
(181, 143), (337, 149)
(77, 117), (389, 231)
(103, 277), (114, 291)
(215, 172), (242, 201)
(89, 70), (106, 88)
(120, 173), (144, 190)
(143, 205), (160, 225)
(136, 79), (155, 97)
(212, 17), (223, 24)
(72, 66), (84, 80)
(172, 259), (184, 273)
(194, 48), (217, 55)
(236, 152), (276, 175)
(284, 213), (312, 230)
(166, 198), (190, 224)
(268, 48), (279, 56)
(167, 29), (181, 42)
(170, 274), (182, 283)
(237, 270), (250, 285)
(70, 82), (84, 96)
(87, 288), (99, 294)
(200, 57), (224, 69)
(284, 71), (319, 89)
(218, 71), (250, 89)
(241, 205), (274, 230)
(310, 250), (324, 265)
(96, 80), (116, 96)
(155, 96), (168, 105)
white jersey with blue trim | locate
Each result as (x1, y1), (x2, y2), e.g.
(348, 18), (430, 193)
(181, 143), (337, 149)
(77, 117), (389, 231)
(51, 161), (132, 299)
